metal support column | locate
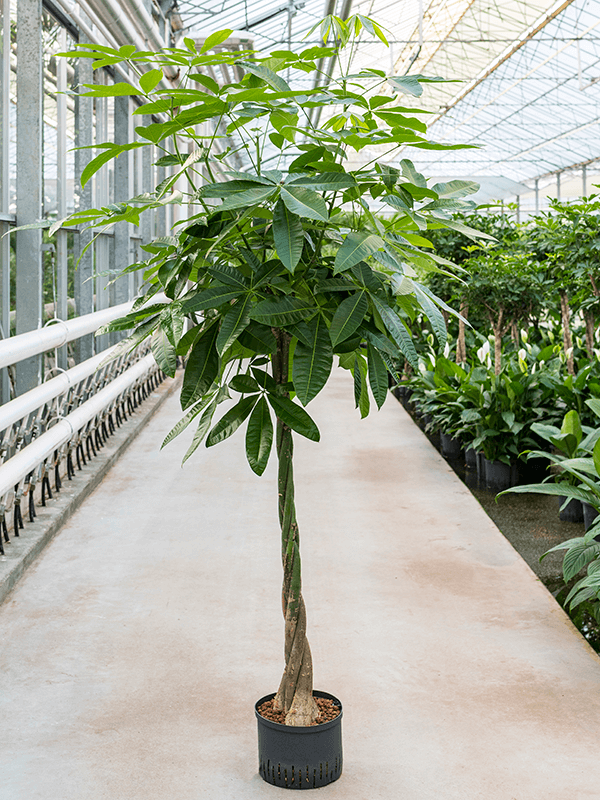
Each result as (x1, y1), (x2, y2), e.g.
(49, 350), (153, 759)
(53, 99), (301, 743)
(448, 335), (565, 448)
(74, 46), (95, 362)
(155, 165), (166, 238)
(94, 74), (110, 353)
(0, 0), (11, 401)
(56, 27), (68, 370)
(111, 81), (133, 343)
(556, 171), (561, 202)
(140, 116), (153, 248)
(534, 178), (539, 213)
(15, 0), (43, 394)
(583, 165), (587, 197)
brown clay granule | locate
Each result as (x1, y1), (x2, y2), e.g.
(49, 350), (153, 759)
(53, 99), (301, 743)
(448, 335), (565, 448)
(258, 696), (340, 726)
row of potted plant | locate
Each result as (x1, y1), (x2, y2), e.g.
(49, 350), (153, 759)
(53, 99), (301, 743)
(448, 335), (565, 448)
(501, 401), (600, 627)
(399, 343), (600, 492)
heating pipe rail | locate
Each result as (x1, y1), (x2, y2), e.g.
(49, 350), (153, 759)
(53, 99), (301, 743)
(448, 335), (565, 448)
(0, 345), (119, 433)
(0, 301), (133, 371)
(0, 294), (166, 371)
(0, 353), (156, 501)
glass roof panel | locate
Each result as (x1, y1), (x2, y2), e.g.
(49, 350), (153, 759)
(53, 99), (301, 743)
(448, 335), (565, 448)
(174, 0), (600, 189)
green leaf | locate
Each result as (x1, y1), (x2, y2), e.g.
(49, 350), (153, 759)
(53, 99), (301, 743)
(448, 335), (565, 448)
(586, 398), (600, 419)
(440, 219), (496, 241)
(593, 439), (600, 479)
(400, 158), (427, 188)
(139, 69), (163, 94)
(238, 321), (277, 354)
(372, 297), (418, 369)
(563, 542), (600, 582)
(81, 82), (141, 97)
(151, 328), (177, 377)
(238, 60), (290, 92)
(388, 75), (424, 97)
(431, 179), (479, 198)
(245, 397), (274, 475)
(280, 186), (328, 222)
(80, 143), (145, 188)
(199, 29), (234, 54)
(251, 367), (277, 393)
(229, 374), (260, 393)
(206, 395), (257, 447)
(176, 324), (201, 357)
(181, 324), (220, 409)
(329, 291), (368, 347)
(216, 296), (251, 355)
(250, 297), (317, 327)
(561, 410), (583, 449)
(273, 199), (304, 272)
(354, 355), (370, 419)
(182, 402), (218, 465)
(267, 395), (320, 441)
(286, 173), (356, 190)
(367, 343), (388, 409)
(200, 180), (263, 198)
(208, 264), (250, 290)
(161, 395), (213, 448)
(182, 286), (242, 313)
(190, 73), (220, 94)
(292, 315), (333, 405)
(413, 284), (447, 346)
(334, 232), (383, 273)
(215, 185), (276, 212)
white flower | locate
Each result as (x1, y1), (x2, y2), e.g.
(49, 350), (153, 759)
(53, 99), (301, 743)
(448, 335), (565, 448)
(476, 340), (490, 364)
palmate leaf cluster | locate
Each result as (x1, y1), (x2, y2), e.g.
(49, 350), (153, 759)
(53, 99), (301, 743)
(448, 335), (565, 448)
(58, 15), (482, 476)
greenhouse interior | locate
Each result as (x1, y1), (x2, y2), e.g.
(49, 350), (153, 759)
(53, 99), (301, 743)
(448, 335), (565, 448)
(3, 0), (600, 796)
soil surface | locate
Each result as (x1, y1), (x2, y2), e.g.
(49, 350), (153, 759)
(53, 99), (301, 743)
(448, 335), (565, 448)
(257, 696), (340, 726)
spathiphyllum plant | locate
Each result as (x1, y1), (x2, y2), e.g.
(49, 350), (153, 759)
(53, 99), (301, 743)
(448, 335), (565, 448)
(56, 15), (482, 726)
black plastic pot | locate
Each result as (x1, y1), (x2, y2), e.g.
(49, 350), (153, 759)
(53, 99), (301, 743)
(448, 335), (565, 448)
(424, 416), (440, 449)
(518, 456), (549, 485)
(465, 447), (477, 469)
(476, 450), (486, 482)
(583, 502), (600, 532)
(484, 457), (513, 492)
(558, 496), (584, 523)
(255, 691), (343, 790)
(440, 432), (463, 460)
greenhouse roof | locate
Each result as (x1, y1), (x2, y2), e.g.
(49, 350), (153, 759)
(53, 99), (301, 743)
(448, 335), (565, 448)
(175, 0), (600, 189)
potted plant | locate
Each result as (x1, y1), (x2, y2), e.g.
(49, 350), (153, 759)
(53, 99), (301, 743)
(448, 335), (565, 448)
(52, 15), (481, 788)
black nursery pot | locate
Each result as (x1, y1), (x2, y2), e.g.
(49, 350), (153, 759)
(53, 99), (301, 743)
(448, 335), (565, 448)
(583, 501), (600, 532)
(255, 691), (343, 790)
(464, 447), (477, 469)
(440, 432), (463, 460)
(484, 457), (513, 492)
(558, 496), (584, 523)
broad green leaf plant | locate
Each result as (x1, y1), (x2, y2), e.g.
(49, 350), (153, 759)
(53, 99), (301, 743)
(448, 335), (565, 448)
(56, 15), (479, 726)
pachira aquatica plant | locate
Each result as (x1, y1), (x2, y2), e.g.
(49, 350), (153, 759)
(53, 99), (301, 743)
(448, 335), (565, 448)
(54, 15), (483, 726)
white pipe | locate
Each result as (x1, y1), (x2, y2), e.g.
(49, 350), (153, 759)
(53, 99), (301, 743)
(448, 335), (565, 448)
(127, 0), (167, 54)
(0, 293), (167, 370)
(82, 0), (178, 79)
(52, 0), (176, 89)
(0, 354), (156, 500)
(0, 344), (120, 432)
(0, 302), (131, 370)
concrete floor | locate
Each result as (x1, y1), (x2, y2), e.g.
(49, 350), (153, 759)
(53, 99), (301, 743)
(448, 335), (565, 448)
(2, 369), (600, 799)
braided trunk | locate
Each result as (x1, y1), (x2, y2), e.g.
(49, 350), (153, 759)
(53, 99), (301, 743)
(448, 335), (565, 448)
(272, 330), (319, 727)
